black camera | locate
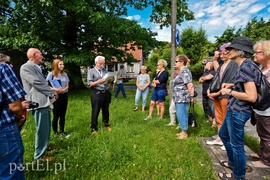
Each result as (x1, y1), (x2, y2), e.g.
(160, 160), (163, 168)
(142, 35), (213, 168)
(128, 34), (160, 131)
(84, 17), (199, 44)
(208, 52), (215, 56)
(28, 101), (39, 109)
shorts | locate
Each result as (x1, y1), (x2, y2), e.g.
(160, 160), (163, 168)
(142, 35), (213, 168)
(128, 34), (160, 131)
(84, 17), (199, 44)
(151, 89), (167, 102)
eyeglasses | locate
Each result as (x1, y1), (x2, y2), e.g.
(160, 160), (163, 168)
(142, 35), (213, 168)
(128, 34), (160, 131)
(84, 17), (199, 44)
(5, 61), (12, 65)
(220, 52), (229, 56)
(254, 51), (264, 55)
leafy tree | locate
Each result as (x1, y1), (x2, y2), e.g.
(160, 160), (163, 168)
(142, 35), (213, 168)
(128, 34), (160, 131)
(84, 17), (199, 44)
(0, 0), (195, 89)
(242, 17), (270, 42)
(0, 0), (157, 89)
(150, 0), (195, 29)
(180, 26), (210, 64)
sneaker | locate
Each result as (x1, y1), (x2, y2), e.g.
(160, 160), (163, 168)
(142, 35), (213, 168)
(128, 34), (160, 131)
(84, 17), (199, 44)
(144, 116), (152, 121)
(206, 140), (223, 146)
(166, 122), (176, 126)
(61, 132), (70, 138)
(212, 134), (218, 139)
(176, 126), (181, 129)
(221, 145), (226, 151)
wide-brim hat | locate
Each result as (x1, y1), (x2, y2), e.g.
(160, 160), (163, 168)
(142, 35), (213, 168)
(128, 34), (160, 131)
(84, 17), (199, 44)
(225, 36), (253, 54)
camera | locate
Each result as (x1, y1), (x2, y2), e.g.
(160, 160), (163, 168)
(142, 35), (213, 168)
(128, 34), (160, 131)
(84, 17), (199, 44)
(202, 59), (212, 65)
(208, 52), (215, 56)
(28, 101), (39, 109)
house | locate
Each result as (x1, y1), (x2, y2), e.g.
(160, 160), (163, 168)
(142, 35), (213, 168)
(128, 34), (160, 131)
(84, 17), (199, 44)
(107, 42), (143, 80)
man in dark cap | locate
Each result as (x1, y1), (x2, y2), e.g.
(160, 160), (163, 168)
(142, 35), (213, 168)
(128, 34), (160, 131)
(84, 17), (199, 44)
(218, 36), (261, 180)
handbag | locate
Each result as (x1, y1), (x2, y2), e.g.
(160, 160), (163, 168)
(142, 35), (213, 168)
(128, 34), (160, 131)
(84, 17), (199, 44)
(209, 74), (221, 93)
(188, 102), (196, 127)
(250, 110), (256, 126)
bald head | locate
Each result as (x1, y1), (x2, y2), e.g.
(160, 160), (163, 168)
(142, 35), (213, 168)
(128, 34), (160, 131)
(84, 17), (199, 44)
(27, 48), (44, 65)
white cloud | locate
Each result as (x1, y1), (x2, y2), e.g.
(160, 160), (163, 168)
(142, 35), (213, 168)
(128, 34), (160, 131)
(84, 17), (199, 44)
(132, 0), (270, 42)
(125, 15), (141, 21)
(248, 3), (265, 13)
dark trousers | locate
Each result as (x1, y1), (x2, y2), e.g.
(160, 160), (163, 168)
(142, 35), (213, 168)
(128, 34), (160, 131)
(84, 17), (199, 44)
(254, 112), (270, 166)
(114, 83), (126, 98)
(91, 90), (111, 131)
(202, 93), (214, 118)
(52, 93), (68, 133)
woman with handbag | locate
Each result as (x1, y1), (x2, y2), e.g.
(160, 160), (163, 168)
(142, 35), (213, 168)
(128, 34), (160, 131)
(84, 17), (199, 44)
(172, 54), (195, 139)
(207, 43), (238, 149)
(218, 36), (261, 180)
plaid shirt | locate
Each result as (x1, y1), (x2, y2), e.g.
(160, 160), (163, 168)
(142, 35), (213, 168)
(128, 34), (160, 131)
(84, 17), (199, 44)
(0, 63), (26, 128)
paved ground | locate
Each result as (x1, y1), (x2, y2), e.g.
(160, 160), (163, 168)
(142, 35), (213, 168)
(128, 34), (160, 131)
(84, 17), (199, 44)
(200, 137), (270, 180)
(194, 85), (259, 141)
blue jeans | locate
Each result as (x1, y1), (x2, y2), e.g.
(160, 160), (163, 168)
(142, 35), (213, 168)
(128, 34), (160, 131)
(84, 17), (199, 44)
(175, 103), (189, 131)
(114, 83), (126, 98)
(0, 122), (25, 180)
(135, 87), (149, 106)
(219, 110), (251, 179)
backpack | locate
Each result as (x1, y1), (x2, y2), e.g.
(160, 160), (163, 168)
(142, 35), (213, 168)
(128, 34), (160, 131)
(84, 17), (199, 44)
(252, 70), (270, 111)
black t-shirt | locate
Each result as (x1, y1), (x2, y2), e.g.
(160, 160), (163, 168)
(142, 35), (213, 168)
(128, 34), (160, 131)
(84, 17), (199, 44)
(201, 69), (215, 94)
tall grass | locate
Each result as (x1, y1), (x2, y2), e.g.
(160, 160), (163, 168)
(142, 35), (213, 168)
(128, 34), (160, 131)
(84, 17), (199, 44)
(20, 89), (256, 179)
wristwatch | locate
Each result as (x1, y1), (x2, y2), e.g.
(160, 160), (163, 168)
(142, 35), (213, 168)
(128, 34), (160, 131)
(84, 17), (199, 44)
(228, 89), (233, 96)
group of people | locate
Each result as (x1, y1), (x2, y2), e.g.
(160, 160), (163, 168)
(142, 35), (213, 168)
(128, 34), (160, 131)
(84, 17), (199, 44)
(1, 36), (270, 179)
(0, 48), (70, 179)
(200, 36), (270, 180)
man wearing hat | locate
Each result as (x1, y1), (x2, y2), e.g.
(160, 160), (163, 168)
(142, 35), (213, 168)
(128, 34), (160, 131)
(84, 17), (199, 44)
(218, 36), (261, 180)
(199, 59), (215, 125)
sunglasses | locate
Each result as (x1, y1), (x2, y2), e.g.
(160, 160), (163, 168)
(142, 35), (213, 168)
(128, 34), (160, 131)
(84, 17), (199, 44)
(5, 61), (12, 65)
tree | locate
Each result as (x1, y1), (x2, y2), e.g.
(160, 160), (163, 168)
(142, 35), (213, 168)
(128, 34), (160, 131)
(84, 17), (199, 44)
(0, 0), (157, 89)
(180, 27), (210, 64)
(0, 0), (195, 89)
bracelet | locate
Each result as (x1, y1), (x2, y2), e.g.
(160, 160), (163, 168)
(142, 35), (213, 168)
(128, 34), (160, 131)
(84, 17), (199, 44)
(228, 89), (233, 96)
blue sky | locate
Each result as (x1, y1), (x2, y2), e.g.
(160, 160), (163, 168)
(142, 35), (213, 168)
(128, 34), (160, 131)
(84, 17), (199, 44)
(125, 0), (270, 42)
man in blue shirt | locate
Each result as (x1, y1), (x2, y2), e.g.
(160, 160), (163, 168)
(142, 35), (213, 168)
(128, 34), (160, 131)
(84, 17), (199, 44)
(0, 62), (26, 179)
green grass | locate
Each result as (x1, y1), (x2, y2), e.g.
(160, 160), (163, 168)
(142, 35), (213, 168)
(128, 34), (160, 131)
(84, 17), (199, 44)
(21, 89), (258, 179)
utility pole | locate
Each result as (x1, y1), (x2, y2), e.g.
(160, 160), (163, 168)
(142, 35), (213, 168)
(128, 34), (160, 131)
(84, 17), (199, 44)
(170, 0), (177, 99)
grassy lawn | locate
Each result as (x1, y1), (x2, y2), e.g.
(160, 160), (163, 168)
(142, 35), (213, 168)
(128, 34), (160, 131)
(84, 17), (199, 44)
(21, 89), (257, 179)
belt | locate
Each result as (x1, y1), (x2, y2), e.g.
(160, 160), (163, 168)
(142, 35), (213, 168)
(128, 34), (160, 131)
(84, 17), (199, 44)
(93, 89), (106, 93)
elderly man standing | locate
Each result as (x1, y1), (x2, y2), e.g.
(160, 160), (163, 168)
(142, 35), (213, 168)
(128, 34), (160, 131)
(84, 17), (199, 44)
(20, 48), (58, 161)
(87, 56), (113, 135)
(0, 62), (26, 179)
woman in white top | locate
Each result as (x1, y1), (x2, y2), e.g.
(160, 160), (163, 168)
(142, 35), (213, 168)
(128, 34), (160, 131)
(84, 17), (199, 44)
(250, 40), (270, 168)
(134, 66), (150, 111)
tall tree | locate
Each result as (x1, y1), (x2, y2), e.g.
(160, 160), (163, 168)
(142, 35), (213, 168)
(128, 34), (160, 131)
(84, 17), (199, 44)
(180, 27), (209, 64)
(0, 0), (195, 89)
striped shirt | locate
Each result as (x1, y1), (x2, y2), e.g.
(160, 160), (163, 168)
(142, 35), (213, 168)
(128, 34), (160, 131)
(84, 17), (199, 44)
(227, 59), (260, 113)
(0, 63), (26, 127)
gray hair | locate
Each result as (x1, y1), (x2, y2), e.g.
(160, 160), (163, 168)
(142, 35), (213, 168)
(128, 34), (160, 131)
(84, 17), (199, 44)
(95, 56), (105, 64)
(236, 50), (251, 58)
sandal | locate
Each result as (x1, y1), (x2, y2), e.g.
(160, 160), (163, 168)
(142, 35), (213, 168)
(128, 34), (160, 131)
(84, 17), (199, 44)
(176, 132), (188, 139)
(218, 173), (243, 180)
(219, 160), (233, 170)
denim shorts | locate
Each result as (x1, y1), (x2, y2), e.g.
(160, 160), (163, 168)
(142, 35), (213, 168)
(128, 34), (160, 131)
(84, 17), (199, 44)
(151, 89), (167, 102)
